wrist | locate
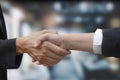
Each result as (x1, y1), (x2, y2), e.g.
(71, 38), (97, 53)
(59, 35), (72, 50)
(16, 37), (26, 55)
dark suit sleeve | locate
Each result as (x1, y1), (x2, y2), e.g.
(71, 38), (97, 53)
(0, 38), (23, 69)
(102, 28), (120, 58)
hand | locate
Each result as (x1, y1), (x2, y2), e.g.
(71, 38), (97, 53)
(16, 30), (70, 66)
(37, 33), (94, 52)
(16, 30), (57, 59)
(34, 41), (70, 66)
(35, 33), (70, 50)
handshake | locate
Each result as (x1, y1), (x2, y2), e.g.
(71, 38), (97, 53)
(16, 30), (94, 66)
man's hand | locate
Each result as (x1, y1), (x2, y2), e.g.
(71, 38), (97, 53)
(35, 41), (70, 66)
(16, 30), (57, 55)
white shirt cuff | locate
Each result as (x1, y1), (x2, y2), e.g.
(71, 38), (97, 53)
(93, 29), (103, 54)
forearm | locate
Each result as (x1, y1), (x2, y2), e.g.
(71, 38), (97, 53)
(60, 33), (94, 53)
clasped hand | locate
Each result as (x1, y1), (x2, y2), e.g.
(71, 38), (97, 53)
(16, 30), (71, 66)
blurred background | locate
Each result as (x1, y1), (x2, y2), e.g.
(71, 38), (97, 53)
(1, 0), (120, 80)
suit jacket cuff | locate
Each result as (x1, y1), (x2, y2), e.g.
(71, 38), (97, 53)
(0, 39), (23, 69)
(102, 28), (120, 58)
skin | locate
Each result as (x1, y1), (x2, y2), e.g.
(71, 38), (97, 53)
(34, 33), (94, 65)
(16, 30), (70, 66)
(36, 41), (70, 66)
(38, 33), (94, 52)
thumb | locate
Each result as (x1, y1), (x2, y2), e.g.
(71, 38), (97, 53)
(34, 34), (49, 48)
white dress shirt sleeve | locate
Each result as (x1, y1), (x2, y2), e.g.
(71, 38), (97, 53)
(93, 29), (103, 54)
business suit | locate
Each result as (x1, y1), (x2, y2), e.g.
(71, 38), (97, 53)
(102, 28), (120, 58)
(0, 5), (22, 80)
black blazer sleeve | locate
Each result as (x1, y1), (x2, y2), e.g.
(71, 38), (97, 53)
(0, 5), (23, 69)
(102, 28), (120, 58)
(0, 39), (23, 69)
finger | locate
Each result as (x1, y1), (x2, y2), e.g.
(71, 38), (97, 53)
(29, 50), (43, 62)
(39, 56), (54, 64)
(42, 59), (60, 66)
(41, 46), (62, 60)
(34, 46), (62, 66)
(34, 33), (50, 48)
(40, 57), (58, 66)
(42, 41), (70, 56)
(34, 30), (58, 46)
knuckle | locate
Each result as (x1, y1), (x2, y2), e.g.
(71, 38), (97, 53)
(42, 30), (49, 33)
(42, 42), (48, 47)
(40, 54), (44, 57)
(42, 49), (48, 54)
(36, 53), (43, 58)
(32, 42), (39, 48)
(42, 30), (58, 34)
(41, 44), (46, 48)
(41, 47), (50, 55)
(41, 33), (50, 40)
(44, 33), (50, 37)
